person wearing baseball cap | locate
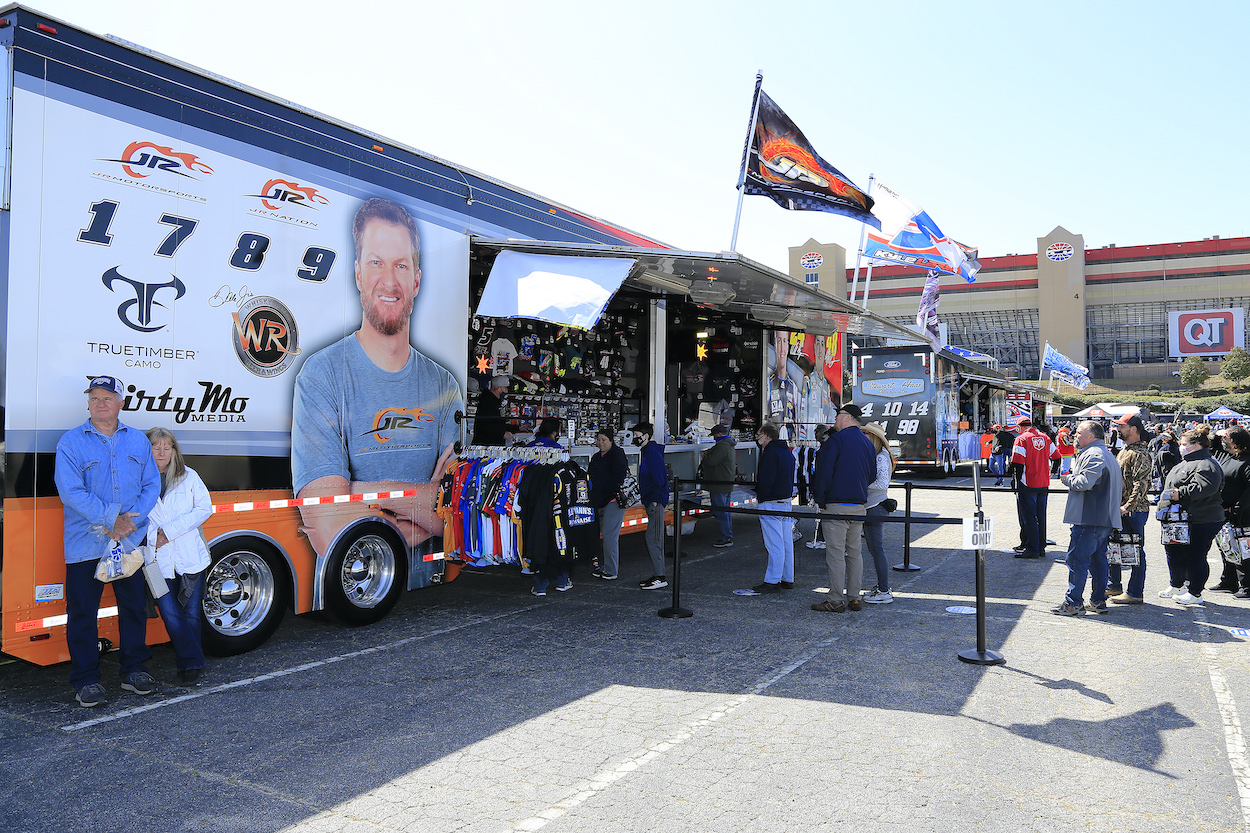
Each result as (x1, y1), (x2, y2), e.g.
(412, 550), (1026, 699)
(470, 375), (516, 446)
(1011, 414), (1058, 558)
(55, 375), (161, 707)
(809, 402), (876, 612)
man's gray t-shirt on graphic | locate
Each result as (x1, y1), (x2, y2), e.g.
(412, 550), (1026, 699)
(292, 334), (463, 496)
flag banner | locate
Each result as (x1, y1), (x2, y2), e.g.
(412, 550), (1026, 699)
(915, 269), (944, 350)
(862, 181), (980, 282)
(742, 91), (879, 227)
(1042, 342), (1091, 390)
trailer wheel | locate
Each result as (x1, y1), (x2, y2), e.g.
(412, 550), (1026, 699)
(201, 537), (288, 656)
(323, 523), (406, 626)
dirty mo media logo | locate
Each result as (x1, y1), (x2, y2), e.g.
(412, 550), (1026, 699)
(232, 296), (301, 377)
(103, 141), (215, 180)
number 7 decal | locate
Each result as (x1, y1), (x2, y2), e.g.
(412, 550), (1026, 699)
(155, 214), (199, 257)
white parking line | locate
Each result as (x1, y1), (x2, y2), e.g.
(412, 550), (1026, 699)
(61, 605), (542, 732)
(506, 632), (842, 832)
(1194, 605), (1250, 830)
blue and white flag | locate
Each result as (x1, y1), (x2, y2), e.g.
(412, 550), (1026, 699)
(862, 181), (980, 283)
(1042, 342), (1091, 390)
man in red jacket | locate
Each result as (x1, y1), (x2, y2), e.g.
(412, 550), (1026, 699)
(1012, 415), (1058, 558)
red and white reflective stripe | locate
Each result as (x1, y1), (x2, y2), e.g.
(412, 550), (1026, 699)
(623, 497), (758, 528)
(212, 489), (419, 514)
(17, 605), (118, 632)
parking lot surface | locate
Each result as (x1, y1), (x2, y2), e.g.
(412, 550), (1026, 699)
(2, 478), (1248, 832)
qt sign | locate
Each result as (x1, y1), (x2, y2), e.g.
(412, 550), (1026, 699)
(1169, 308), (1244, 357)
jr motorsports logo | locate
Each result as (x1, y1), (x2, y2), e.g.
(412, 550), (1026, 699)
(103, 267), (186, 333)
(232, 296), (301, 377)
(363, 407), (435, 443)
(102, 141), (215, 180)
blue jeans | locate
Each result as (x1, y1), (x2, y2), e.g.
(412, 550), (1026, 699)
(1108, 511), (1148, 598)
(1017, 487), (1048, 554)
(989, 453), (1008, 478)
(709, 492), (733, 540)
(1164, 520), (1222, 595)
(534, 571), (569, 593)
(65, 559), (151, 690)
(1065, 525), (1111, 607)
(759, 499), (795, 583)
(154, 573), (206, 673)
(863, 503), (890, 593)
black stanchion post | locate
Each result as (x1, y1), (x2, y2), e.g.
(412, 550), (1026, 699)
(894, 480), (920, 572)
(959, 463), (1004, 665)
(659, 476), (692, 619)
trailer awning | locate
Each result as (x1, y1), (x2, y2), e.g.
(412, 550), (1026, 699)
(472, 238), (927, 342)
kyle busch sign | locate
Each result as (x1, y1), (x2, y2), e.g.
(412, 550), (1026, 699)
(1169, 308), (1245, 357)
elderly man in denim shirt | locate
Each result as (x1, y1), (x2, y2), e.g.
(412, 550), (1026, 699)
(55, 375), (161, 707)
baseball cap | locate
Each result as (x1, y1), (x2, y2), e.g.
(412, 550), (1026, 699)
(490, 375), (510, 388)
(1113, 413), (1145, 431)
(1015, 415), (1032, 427)
(992, 424), (1002, 430)
(710, 424), (728, 437)
(838, 403), (863, 420)
(84, 375), (124, 396)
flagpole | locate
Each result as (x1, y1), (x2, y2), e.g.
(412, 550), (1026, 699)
(849, 173), (873, 304)
(729, 71), (764, 253)
(860, 259), (877, 308)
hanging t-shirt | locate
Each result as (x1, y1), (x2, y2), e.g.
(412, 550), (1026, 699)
(492, 338), (519, 376)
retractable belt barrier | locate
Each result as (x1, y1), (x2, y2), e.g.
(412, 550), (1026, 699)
(660, 470), (1006, 666)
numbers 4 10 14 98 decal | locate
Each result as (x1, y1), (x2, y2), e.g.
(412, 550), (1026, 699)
(77, 199), (338, 282)
(858, 400), (928, 435)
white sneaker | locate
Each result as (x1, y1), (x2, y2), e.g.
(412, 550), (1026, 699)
(1175, 591), (1204, 607)
(862, 588), (894, 605)
(1158, 586), (1182, 599)
(805, 540), (827, 550)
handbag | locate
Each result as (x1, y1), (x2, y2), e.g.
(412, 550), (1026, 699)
(1108, 526), (1142, 567)
(617, 473), (642, 508)
(141, 545), (169, 599)
(94, 539), (144, 583)
(1216, 523), (1250, 565)
(1159, 507), (1190, 546)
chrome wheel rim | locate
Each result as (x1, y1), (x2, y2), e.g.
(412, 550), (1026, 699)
(203, 550), (276, 636)
(339, 534), (397, 609)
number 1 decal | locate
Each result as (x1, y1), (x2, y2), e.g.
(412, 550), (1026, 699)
(78, 200), (119, 246)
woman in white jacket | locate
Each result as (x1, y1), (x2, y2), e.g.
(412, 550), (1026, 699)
(146, 427), (213, 685)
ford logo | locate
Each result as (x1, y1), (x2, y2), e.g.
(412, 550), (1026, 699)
(884, 361), (901, 368)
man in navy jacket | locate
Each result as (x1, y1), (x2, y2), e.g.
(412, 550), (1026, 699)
(754, 422), (796, 593)
(810, 404), (877, 612)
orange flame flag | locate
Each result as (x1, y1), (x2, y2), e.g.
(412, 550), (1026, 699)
(739, 87), (879, 228)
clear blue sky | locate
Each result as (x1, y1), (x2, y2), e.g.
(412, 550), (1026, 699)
(30, 0), (1250, 273)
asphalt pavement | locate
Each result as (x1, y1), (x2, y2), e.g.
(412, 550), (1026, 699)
(2, 474), (1248, 832)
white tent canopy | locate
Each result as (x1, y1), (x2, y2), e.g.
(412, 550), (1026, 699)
(1071, 403), (1142, 419)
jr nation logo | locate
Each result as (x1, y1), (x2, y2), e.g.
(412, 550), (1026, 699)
(102, 141), (215, 180)
(232, 296), (300, 377)
(363, 407), (434, 443)
(247, 179), (331, 211)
